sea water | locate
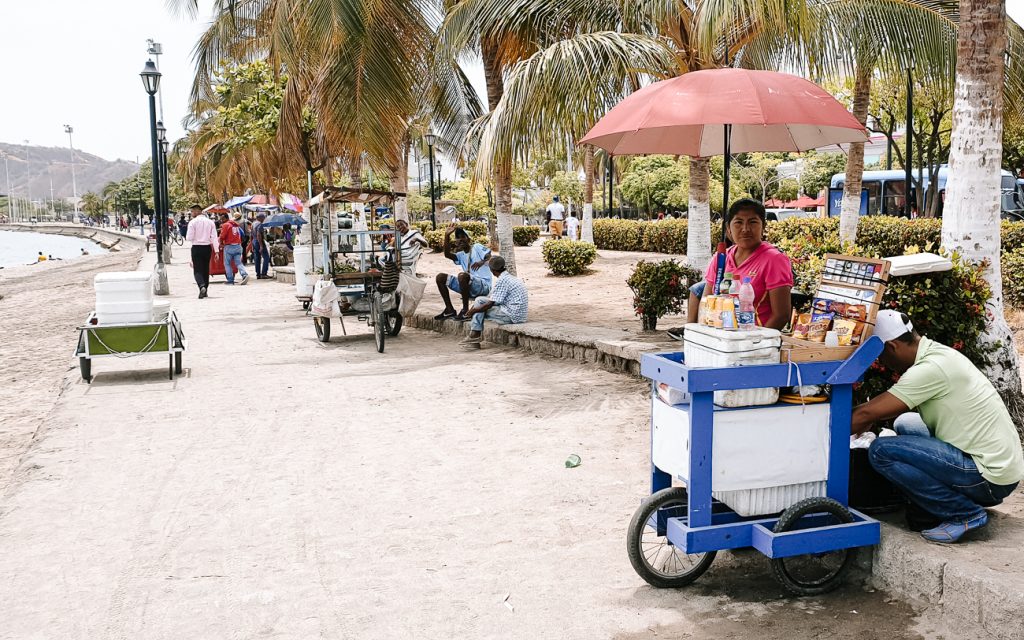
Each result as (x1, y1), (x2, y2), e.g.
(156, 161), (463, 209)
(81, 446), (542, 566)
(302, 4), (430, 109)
(0, 230), (108, 268)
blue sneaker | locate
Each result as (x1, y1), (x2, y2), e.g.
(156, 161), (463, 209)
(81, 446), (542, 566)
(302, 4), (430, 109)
(921, 512), (988, 544)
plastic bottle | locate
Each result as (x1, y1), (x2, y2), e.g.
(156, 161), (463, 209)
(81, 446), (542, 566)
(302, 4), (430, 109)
(719, 272), (733, 296)
(738, 277), (756, 330)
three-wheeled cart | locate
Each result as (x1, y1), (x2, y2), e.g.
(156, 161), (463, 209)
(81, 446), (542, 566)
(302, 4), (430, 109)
(74, 310), (186, 382)
(628, 337), (884, 596)
(306, 187), (406, 352)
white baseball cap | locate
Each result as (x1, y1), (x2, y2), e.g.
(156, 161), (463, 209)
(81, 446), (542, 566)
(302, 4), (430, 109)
(873, 310), (914, 343)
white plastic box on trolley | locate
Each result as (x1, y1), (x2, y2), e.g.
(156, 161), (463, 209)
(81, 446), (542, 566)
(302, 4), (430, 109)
(655, 323), (828, 516)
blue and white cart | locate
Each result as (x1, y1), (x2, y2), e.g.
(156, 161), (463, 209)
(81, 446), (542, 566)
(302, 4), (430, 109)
(628, 337), (884, 596)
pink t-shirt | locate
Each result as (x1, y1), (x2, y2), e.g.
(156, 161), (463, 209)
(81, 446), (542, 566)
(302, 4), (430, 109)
(704, 242), (793, 326)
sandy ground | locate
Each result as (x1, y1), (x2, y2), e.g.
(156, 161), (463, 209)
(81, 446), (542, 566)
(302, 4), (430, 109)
(417, 243), (689, 336)
(0, 244), (931, 639)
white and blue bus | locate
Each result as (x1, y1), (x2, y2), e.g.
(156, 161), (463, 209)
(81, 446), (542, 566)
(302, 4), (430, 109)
(828, 167), (1024, 220)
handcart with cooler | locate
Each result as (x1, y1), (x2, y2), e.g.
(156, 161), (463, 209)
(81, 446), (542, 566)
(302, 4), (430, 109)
(306, 187), (406, 352)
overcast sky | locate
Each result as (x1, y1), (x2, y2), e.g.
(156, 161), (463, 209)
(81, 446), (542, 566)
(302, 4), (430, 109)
(2, 0), (1023, 167)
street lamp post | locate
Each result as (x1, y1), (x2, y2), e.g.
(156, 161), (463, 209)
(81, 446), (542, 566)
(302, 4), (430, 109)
(141, 60), (169, 295)
(146, 40), (165, 123)
(904, 66), (913, 218)
(2, 152), (11, 221)
(424, 132), (437, 230)
(159, 131), (172, 264)
(64, 125), (78, 219)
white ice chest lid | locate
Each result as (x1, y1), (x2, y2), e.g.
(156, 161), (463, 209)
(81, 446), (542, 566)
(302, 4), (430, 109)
(94, 271), (153, 284)
(684, 323), (781, 352)
(885, 252), (952, 277)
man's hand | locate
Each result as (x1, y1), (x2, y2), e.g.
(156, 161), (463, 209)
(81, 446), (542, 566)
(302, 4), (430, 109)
(446, 222), (457, 235)
(470, 261), (484, 270)
(851, 392), (910, 435)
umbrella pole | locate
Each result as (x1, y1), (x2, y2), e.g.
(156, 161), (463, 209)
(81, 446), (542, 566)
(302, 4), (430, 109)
(722, 123), (731, 243)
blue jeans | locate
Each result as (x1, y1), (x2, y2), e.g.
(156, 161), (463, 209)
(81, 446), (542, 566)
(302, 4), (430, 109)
(470, 296), (517, 332)
(254, 242), (271, 276)
(690, 281), (706, 298)
(868, 413), (1019, 521)
(223, 244), (248, 283)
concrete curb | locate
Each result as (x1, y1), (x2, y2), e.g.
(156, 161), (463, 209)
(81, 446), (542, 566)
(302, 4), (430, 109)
(405, 308), (1022, 638)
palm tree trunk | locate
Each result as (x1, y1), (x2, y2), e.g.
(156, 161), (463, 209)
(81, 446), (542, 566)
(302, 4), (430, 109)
(582, 145), (595, 243)
(942, 0), (1023, 408)
(482, 39), (518, 275)
(687, 157), (712, 269)
(390, 134), (411, 221)
(839, 64), (872, 244)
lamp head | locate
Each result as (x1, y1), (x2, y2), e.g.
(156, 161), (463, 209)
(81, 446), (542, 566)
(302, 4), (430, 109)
(156, 120), (166, 141)
(424, 132), (436, 147)
(140, 60), (161, 95)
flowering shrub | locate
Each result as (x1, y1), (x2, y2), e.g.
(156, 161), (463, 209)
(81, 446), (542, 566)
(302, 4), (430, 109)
(541, 239), (597, 276)
(626, 260), (701, 330)
(512, 225), (541, 246)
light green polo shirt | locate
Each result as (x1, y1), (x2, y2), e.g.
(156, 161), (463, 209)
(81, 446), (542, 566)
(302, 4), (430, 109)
(888, 337), (1024, 486)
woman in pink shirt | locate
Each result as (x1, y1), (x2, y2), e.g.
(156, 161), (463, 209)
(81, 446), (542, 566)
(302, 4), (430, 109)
(687, 199), (793, 329)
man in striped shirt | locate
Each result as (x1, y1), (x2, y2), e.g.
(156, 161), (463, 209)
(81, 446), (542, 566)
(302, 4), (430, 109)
(460, 255), (528, 350)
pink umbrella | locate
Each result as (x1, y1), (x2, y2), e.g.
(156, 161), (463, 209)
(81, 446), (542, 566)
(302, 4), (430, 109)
(581, 68), (867, 156)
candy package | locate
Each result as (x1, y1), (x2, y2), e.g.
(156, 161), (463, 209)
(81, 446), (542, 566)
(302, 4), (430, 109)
(833, 318), (857, 346)
(792, 313), (812, 340)
(807, 311), (834, 343)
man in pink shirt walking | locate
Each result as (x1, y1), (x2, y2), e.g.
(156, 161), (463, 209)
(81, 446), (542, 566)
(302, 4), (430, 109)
(185, 204), (220, 299)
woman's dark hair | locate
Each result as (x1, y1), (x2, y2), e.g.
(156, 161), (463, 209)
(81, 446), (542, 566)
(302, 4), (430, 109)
(726, 198), (767, 226)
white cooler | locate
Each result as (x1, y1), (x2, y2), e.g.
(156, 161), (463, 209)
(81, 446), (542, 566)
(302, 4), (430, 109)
(652, 397), (829, 516)
(95, 272), (154, 324)
(683, 323), (781, 407)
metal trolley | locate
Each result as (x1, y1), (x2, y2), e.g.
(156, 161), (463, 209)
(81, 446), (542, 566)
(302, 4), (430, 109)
(627, 337), (884, 596)
(307, 188), (405, 352)
(74, 310), (186, 383)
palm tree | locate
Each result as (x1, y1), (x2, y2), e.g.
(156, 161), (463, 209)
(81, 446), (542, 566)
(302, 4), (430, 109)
(942, 0), (1023, 405)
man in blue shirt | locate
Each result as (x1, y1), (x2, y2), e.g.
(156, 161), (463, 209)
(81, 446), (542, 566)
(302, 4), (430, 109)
(434, 223), (492, 321)
(460, 256), (529, 350)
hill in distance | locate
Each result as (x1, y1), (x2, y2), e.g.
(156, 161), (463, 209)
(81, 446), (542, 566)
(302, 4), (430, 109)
(0, 142), (139, 202)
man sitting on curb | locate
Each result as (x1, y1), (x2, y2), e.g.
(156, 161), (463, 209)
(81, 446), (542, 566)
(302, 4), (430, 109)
(852, 310), (1023, 543)
(460, 256), (528, 350)
(434, 223), (492, 321)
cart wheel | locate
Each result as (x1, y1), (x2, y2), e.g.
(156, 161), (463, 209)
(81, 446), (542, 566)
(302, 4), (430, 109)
(372, 293), (386, 353)
(79, 357), (92, 383)
(769, 497), (856, 596)
(174, 351), (183, 374)
(627, 487), (716, 588)
(314, 316), (331, 342)
(384, 310), (403, 336)
(302, 300), (311, 311)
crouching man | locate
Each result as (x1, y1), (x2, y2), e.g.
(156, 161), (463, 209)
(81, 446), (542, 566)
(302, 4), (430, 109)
(852, 310), (1023, 543)
(459, 256), (528, 350)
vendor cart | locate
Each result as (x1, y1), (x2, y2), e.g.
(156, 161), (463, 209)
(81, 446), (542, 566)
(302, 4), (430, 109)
(306, 187), (406, 352)
(628, 336), (884, 596)
(74, 310), (186, 383)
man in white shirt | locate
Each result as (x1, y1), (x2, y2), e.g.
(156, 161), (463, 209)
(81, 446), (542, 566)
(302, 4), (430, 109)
(546, 196), (566, 238)
(185, 204), (220, 299)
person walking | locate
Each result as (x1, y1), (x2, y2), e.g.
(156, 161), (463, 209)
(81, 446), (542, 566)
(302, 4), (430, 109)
(251, 212), (272, 279)
(546, 195), (566, 238)
(185, 204), (219, 298)
(566, 210), (580, 241)
(218, 213), (249, 285)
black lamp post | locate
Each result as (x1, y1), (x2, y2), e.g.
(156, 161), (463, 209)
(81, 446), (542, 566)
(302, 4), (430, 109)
(141, 59), (169, 294)
(159, 135), (171, 259)
(904, 66), (913, 218)
(424, 131), (437, 230)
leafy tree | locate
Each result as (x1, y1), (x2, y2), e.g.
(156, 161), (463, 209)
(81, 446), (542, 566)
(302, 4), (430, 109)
(80, 192), (104, 220)
(441, 180), (495, 219)
(800, 152), (849, 199)
(550, 170), (583, 205)
(734, 153), (791, 201)
(620, 156), (687, 213)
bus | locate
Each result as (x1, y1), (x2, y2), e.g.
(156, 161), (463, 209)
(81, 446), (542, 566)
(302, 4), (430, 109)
(828, 167), (1023, 219)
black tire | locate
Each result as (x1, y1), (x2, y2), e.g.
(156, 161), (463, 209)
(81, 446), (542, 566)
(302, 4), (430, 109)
(79, 357), (92, 383)
(384, 310), (403, 336)
(372, 293), (386, 353)
(769, 497), (856, 596)
(314, 316), (331, 342)
(627, 487), (717, 588)
(173, 234), (184, 246)
(302, 300), (311, 311)
(174, 351), (182, 374)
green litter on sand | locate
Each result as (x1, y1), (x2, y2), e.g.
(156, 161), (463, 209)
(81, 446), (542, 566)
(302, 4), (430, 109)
(565, 454), (582, 468)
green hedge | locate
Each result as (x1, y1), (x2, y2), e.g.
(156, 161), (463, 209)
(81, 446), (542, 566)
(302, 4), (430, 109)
(541, 239), (597, 275)
(1003, 248), (1024, 306)
(424, 229), (489, 252)
(513, 225), (542, 246)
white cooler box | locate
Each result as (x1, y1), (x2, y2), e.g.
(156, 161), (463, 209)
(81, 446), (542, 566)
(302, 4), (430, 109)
(684, 323), (781, 407)
(652, 397), (829, 516)
(95, 272), (154, 324)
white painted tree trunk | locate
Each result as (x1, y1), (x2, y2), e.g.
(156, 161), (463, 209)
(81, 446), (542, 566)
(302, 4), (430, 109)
(942, 0), (1022, 404)
(839, 65), (872, 245)
(483, 40), (517, 275)
(687, 157), (712, 270)
(582, 145), (595, 243)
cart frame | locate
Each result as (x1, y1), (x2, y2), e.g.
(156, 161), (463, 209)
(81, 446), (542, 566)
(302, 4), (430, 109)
(74, 310), (186, 382)
(633, 336), (884, 593)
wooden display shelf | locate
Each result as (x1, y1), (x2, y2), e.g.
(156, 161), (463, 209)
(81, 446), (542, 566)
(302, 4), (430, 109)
(332, 270), (382, 285)
(780, 336), (857, 363)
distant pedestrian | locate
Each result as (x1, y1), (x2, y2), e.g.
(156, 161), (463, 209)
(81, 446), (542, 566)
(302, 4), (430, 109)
(37, 252), (46, 262)
(218, 213), (249, 285)
(178, 214), (189, 239)
(234, 213), (250, 263)
(80, 247), (89, 255)
(251, 212), (271, 279)
(546, 196), (565, 238)
(185, 204), (219, 298)
(566, 211), (580, 241)
(282, 223), (294, 251)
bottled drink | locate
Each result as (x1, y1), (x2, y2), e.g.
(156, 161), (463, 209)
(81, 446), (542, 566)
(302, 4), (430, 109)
(738, 277), (756, 330)
(719, 272), (733, 296)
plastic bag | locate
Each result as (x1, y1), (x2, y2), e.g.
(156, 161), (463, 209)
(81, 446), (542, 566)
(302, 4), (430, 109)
(850, 432), (876, 449)
(397, 272), (427, 317)
(311, 279), (342, 318)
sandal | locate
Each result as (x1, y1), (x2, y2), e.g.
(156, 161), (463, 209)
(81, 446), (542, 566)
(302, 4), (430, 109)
(434, 310), (457, 320)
